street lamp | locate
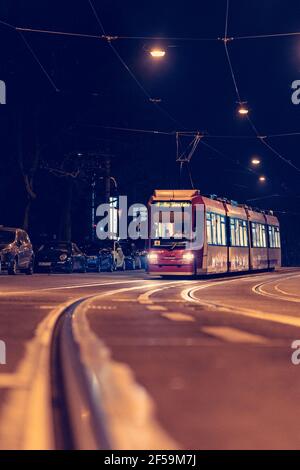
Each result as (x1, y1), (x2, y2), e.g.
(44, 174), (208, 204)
(259, 175), (266, 183)
(150, 48), (166, 58)
(251, 157), (261, 166)
(237, 102), (249, 116)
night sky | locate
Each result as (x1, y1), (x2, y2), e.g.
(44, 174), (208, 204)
(0, 0), (300, 263)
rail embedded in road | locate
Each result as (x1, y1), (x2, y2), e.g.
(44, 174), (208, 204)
(51, 282), (179, 450)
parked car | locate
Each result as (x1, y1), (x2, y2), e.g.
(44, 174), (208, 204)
(83, 242), (116, 272)
(119, 241), (142, 270)
(0, 227), (34, 275)
(35, 241), (86, 273)
(97, 240), (125, 271)
(84, 244), (101, 272)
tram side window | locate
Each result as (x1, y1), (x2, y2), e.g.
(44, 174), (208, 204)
(268, 225), (281, 248)
(230, 218), (248, 247)
(251, 222), (267, 248)
(206, 212), (227, 246)
(206, 213), (212, 244)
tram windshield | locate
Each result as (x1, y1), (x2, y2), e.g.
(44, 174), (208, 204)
(150, 201), (193, 248)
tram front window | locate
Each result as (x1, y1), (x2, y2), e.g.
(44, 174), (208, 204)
(151, 201), (192, 248)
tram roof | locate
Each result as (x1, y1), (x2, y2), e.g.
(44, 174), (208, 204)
(152, 190), (200, 201)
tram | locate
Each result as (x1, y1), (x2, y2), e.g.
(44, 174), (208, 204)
(147, 190), (281, 276)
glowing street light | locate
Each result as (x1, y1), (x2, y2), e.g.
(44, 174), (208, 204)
(251, 157), (261, 166)
(238, 104), (249, 116)
(150, 48), (166, 58)
(259, 175), (266, 183)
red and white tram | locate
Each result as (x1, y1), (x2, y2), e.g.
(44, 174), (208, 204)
(147, 190), (281, 276)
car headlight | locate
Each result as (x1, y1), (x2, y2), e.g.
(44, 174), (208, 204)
(148, 252), (158, 262)
(59, 254), (68, 261)
(183, 252), (194, 261)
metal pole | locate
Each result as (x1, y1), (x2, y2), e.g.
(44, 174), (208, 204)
(104, 155), (111, 203)
(91, 175), (96, 241)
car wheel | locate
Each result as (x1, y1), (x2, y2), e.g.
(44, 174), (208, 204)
(8, 258), (17, 275)
(25, 257), (34, 275)
(136, 259), (142, 270)
(108, 261), (116, 272)
(66, 263), (74, 274)
(79, 262), (87, 274)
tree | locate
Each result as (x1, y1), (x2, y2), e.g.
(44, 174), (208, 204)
(17, 106), (40, 231)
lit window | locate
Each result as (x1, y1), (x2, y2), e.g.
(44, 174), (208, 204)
(207, 212), (227, 246)
(268, 225), (281, 248)
(206, 213), (212, 244)
(211, 213), (217, 245)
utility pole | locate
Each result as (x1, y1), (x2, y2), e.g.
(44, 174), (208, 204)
(91, 174), (96, 241)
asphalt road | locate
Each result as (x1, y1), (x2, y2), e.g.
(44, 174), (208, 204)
(0, 268), (300, 449)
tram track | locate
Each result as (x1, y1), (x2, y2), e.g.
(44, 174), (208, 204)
(1, 269), (299, 449)
(252, 273), (300, 303)
(50, 281), (183, 449)
(51, 297), (111, 450)
(180, 270), (300, 329)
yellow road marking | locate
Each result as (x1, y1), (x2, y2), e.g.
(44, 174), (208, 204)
(161, 312), (195, 322)
(39, 305), (57, 309)
(0, 279), (150, 297)
(0, 374), (27, 388)
(202, 326), (268, 344)
(0, 299), (77, 449)
(146, 305), (167, 311)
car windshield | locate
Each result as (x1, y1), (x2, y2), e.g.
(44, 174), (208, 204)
(97, 240), (115, 250)
(40, 242), (71, 254)
(0, 230), (15, 245)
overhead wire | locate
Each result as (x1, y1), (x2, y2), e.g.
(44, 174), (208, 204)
(1, 4), (300, 175)
(0, 18), (15, 29)
(10, 25), (300, 43)
(3, 14), (300, 141)
(17, 30), (59, 92)
(199, 139), (256, 175)
(87, 0), (183, 129)
(0, 17), (60, 92)
(223, 0), (300, 174)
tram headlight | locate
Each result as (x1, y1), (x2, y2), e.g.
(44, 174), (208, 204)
(183, 252), (194, 262)
(148, 252), (158, 263)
